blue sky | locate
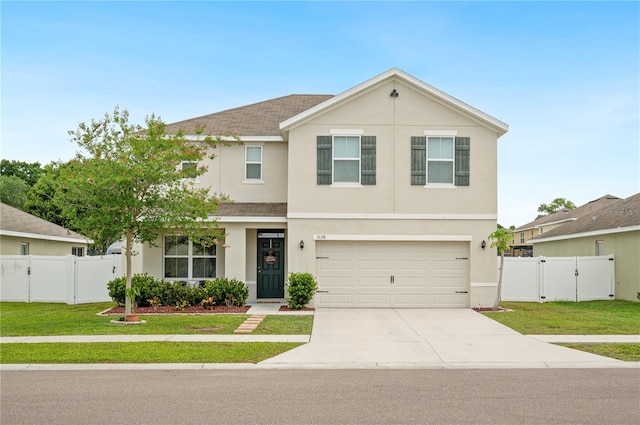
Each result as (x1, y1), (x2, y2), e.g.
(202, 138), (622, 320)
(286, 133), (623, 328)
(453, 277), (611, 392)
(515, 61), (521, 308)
(2, 1), (639, 227)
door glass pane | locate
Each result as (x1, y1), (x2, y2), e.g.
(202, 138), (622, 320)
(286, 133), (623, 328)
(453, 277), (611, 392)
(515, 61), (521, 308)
(427, 161), (453, 183)
(428, 137), (453, 159)
(192, 258), (216, 278)
(164, 236), (188, 255)
(334, 160), (359, 182)
(246, 163), (261, 179)
(164, 258), (188, 278)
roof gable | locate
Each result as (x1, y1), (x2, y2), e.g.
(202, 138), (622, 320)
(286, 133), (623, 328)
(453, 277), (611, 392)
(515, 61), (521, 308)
(279, 68), (509, 136)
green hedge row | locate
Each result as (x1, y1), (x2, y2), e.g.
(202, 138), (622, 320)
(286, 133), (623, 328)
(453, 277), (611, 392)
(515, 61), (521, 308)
(107, 274), (249, 307)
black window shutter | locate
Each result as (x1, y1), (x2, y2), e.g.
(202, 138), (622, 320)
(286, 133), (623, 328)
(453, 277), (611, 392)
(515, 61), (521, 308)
(455, 137), (470, 186)
(411, 136), (426, 185)
(317, 136), (332, 185)
(361, 136), (376, 185)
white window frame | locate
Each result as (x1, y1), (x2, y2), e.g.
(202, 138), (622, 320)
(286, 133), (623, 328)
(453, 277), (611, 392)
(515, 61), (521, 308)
(520, 232), (525, 244)
(244, 145), (263, 183)
(426, 136), (455, 185)
(163, 236), (217, 280)
(180, 161), (199, 182)
(72, 247), (84, 257)
(20, 242), (29, 255)
(595, 240), (605, 256)
(332, 135), (361, 185)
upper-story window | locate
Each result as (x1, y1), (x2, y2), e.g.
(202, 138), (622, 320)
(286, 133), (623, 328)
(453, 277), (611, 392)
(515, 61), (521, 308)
(520, 232), (525, 243)
(411, 135), (469, 186)
(245, 146), (262, 181)
(333, 136), (360, 183)
(427, 137), (454, 184)
(317, 135), (376, 186)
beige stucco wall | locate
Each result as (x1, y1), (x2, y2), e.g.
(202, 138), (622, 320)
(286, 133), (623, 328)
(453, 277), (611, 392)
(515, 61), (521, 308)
(193, 141), (288, 202)
(0, 235), (87, 256)
(283, 77), (501, 307)
(533, 231), (639, 301)
(286, 79), (498, 215)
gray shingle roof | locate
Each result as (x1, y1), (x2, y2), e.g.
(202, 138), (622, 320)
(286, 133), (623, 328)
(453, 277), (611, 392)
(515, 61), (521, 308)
(164, 95), (333, 137)
(0, 202), (89, 242)
(215, 203), (287, 217)
(532, 193), (640, 240)
(515, 195), (621, 231)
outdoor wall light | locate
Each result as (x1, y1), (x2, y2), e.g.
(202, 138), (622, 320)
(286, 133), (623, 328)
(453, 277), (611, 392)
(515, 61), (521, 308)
(299, 240), (305, 250)
(390, 89), (399, 98)
(481, 240), (487, 250)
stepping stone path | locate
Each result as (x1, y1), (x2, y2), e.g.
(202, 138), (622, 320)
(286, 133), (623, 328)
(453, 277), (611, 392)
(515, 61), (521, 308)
(233, 314), (267, 334)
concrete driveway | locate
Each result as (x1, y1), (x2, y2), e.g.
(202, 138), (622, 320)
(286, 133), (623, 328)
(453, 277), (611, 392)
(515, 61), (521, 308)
(262, 308), (626, 369)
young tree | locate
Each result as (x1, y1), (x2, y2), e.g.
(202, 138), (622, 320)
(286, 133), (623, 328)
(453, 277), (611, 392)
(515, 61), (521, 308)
(488, 227), (514, 311)
(59, 107), (236, 317)
(536, 197), (576, 219)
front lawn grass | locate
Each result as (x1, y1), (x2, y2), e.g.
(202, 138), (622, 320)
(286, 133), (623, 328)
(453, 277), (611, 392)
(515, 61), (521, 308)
(0, 342), (303, 364)
(560, 344), (640, 362)
(0, 302), (313, 336)
(484, 300), (640, 335)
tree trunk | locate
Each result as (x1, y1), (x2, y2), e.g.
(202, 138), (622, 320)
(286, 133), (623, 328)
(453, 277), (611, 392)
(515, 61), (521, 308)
(493, 251), (505, 311)
(124, 231), (133, 316)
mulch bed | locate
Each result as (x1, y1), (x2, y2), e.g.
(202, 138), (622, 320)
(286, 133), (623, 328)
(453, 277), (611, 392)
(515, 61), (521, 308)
(472, 307), (512, 313)
(279, 306), (315, 312)
(101, 305), (250, 315)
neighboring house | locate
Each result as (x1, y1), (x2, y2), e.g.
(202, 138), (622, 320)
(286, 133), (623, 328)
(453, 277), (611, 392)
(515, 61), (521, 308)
(530, 193), (640, 302)
(511, 195), (621, 257)
(131, 68), (509, 308)
(0, 202), (89, 256)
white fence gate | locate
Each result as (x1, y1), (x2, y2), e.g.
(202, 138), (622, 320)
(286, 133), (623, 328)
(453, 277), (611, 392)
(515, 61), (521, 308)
(0, 255), (122, 304)
(500, 256), (615, 302)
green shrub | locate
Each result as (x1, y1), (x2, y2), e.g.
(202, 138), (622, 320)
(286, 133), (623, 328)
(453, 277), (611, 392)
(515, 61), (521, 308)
(164, 283), (204, 307)
(107, 273), (167, 306)
(286, 272), (318, 309)
(204, 278), (249, 306)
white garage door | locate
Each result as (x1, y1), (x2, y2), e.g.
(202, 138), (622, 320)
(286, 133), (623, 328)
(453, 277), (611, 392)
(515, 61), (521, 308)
(315, 241), (469, 308)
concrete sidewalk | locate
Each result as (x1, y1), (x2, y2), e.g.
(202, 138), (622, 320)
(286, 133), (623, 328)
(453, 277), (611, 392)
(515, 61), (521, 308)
(2, 308), (639, 371)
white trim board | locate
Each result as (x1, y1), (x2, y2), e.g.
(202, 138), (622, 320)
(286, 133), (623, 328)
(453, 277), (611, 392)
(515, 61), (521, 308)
(0, 230), (90, 244)
(313, 234), (473, 242)
(184, 135), (284, 142)
(530, 225), (640, 243)
(215, 216), (287, 223)
(289, 213), (496, 220)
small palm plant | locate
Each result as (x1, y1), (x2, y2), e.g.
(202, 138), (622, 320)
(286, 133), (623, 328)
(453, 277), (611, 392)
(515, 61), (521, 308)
(488, 227), (514, 311)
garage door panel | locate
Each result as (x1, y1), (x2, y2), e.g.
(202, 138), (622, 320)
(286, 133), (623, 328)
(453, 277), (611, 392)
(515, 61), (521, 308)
(315, 241), (469, 308)
(356, 276), (390, 288)
(357, 293), (392, 306)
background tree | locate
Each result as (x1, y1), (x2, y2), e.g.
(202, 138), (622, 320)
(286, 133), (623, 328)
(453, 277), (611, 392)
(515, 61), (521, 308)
(59, 107), (236, 316)
(488, 227), (513, 311)
(0, 175), (30, 208)
(536, 197), (576, 219)
(1, 159), (44, 187)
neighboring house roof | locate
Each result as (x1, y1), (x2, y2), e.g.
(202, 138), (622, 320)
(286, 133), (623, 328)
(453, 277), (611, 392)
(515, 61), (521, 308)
(515, 195), (621, 232)
(164, 95), (333, 138)
(280, 68), (509, 137)
(531, 193), (640, 242)
(0, 202), (89, 244)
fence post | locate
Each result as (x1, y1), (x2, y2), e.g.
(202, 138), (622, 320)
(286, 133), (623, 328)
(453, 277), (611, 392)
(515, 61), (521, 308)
(538, 256), (545, 303)
(66, 255), (76, 305)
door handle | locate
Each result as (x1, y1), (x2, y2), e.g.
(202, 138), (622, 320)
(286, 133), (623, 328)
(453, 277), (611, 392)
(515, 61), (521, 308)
(257, 267), (262, 274)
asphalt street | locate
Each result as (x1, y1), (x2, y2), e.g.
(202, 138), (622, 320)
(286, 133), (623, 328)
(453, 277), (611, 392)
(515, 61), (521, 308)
(2, 369), (639, 424)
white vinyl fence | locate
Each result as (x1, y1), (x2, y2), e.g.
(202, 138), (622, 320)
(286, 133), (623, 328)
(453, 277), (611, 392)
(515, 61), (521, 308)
(500, 256), (615, 302)
(1, 255), (122, 304)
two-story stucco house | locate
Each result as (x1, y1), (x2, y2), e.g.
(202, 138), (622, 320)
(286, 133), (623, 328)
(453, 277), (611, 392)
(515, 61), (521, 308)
(130, 68), (509, 308)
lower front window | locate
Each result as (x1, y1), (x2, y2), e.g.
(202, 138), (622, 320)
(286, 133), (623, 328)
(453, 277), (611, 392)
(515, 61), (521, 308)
(164, 235), (216, 279)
